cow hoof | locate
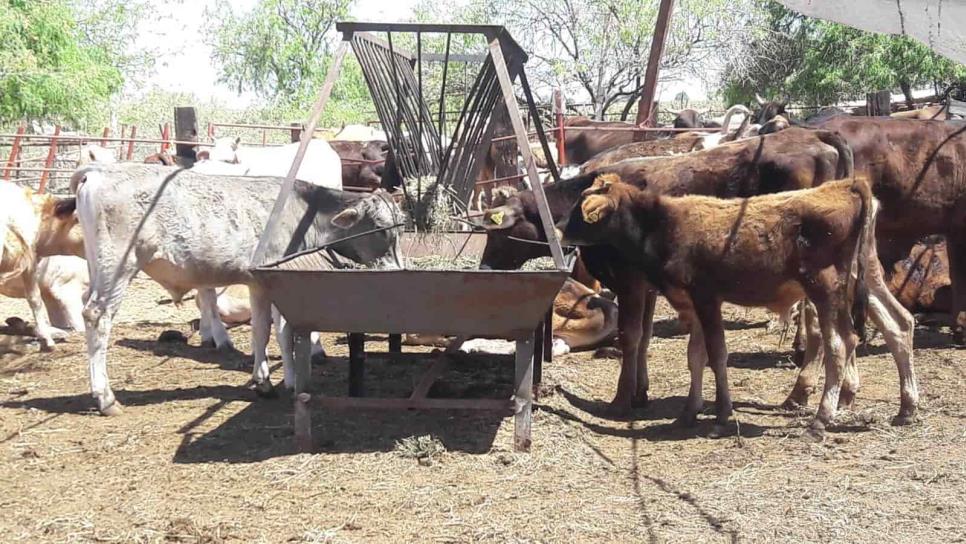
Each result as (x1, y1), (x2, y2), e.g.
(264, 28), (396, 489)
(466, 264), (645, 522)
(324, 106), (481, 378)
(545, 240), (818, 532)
(250, 380), (278, 399)
(891, 412), (919, 427)
(39, 342), (55, 353)
(708, 422), (734, 439)
(805, 420), (826, 442)
(100, 402), (124, 417)
(592, 346), (622, 360)
(674, 411), (698, 428)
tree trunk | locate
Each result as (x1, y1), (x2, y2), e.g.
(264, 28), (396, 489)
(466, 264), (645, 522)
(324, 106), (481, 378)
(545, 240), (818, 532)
(900, 80), (915, 110)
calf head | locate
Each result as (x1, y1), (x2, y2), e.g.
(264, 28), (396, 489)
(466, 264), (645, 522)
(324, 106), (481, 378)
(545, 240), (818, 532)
(478, 189), (546, 270)
(38, 194), (84, 257)
(326, 190), (404, 269)
(557, 174), (657, 254)
(755, 94), (788, 125)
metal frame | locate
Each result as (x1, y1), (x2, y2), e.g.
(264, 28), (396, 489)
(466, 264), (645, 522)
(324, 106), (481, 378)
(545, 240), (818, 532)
(251, 23), (570, 454)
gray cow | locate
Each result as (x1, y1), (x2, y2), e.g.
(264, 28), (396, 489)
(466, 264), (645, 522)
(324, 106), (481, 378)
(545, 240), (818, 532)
(70, 163), (403, 416)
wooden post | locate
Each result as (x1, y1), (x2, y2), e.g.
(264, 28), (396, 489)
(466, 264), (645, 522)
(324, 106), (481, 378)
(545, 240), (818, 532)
(554, 89), (566, 165)
(348, 332), (366, 397)
(38, 125), (61, 193)
(293, 330), (313, 453)
(867, 90), (891, 116)
(118, 124), (127, 161)
(174, 106), (198, 162)
(100, 127), (111, 146)
(207, 122), (215, 140)
(290, 122), (302, 143)
(636, 0), (676, 127)
(160, 123), (171, 153)
(3, 123), (25, 181)
(388, 334), (402, 353)
(514, 334), (535, 452)
(126, 126), (137, 160)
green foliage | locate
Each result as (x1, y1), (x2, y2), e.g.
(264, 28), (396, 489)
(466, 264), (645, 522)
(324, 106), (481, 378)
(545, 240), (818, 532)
(720, 1), (966, 106)
(0, 0), (123, 125)
(205, 0), (372, 125)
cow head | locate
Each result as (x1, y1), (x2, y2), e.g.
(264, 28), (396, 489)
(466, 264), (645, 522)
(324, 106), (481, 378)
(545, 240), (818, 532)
(326, 189), (405, 269)
(198, 136), (241, 163)
(38, 194), (85, 258)
(477, 187), (548, 270)
(557, 173), (656, 252)
(755, 93), (788, 125)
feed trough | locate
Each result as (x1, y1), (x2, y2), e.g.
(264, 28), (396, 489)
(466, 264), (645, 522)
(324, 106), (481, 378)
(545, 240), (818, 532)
(250, 23), (571, 452)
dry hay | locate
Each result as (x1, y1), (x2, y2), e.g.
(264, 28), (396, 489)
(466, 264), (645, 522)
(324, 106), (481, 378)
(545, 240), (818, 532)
(0, 278), (964, 542)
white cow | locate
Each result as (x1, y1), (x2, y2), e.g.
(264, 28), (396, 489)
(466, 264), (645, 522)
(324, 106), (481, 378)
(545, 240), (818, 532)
(0, 256), (88, 332)
(0, 184), (86, 348)
(195, 137), (343, 189)
(333, 124), (387, 142)
(73, 163), (403, 415)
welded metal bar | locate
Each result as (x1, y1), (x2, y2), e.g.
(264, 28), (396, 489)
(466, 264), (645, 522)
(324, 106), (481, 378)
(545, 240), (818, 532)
(514, 334), (534, 452)
(348, 333), (366, 397)
(2, 123), (25, 181)
(293, 330), (313, 452)
(251, 42), (347, 267)
(520, 70), (561, 184)
(0, 133), (215, 146)
(38, 125), (60, 193)
(543, 308), (553, 363)
(636, 0), (675, 126)
(437, 33), (452, 140)
(315, 396), (513, 412)
(489, 38), (565, 267)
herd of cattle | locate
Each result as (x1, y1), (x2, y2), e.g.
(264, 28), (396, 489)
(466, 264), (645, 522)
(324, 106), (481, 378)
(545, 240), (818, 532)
(0, 98), (962, 439)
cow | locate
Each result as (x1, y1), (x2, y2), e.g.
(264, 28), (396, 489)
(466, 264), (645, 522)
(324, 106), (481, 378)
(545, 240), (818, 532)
(754, 94), (788, 125)
(70, 163), (404, 416)
(333, 124), (388, 142)
(0, 256), (89, 332)
(552, 277), (618, 351)
(328, 140), (391, 190)
(806, 116), (966, 343)
(888, 236), (951, 314)
(0, 184), (86, 349)
(557, 174), (918, 436)
(890, 104), (947, 120)
(195, 137), (342, 189)
(479, 127), (855, 413)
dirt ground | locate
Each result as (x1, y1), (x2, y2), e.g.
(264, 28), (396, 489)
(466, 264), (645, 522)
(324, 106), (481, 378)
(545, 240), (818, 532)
(1, 276), (964, 543)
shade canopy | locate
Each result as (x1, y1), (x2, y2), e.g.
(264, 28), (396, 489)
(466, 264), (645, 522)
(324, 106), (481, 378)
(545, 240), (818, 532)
(776, 0), (966, 64)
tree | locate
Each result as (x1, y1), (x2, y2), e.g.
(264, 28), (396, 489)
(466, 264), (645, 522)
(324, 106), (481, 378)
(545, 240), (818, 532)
(0, 0), (123, 126)
(414, 0), (751, 120)
(720, 1), (966, 107)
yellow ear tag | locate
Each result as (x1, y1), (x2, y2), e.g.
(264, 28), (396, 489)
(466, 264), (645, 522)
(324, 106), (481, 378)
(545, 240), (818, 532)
(490, 210), (505, 225)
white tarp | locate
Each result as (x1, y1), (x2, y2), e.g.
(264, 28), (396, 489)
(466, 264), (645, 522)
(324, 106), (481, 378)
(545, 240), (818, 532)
(775, 0), (966, 64)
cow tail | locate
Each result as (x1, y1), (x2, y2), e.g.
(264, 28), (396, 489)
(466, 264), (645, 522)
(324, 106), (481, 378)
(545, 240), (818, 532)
(821, 131), (854, 179)
(849, 176), (875, 341)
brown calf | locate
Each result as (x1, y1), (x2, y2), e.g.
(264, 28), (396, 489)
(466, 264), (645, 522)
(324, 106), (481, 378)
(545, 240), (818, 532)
(558, 174), (917, 436)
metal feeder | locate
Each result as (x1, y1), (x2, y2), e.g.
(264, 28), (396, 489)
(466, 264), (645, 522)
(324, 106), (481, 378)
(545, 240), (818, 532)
(250, 23), (570, 453)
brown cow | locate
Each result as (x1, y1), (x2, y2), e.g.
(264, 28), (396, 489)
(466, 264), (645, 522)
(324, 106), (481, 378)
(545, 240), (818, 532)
(808, 116), (966, 343)
(328, 140), (390, 190)
(557, 174), (917, 436)
(480, 128), (854, 413)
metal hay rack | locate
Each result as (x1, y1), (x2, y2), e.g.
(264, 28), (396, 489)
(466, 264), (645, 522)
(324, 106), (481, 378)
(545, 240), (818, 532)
(250, 23), (573, 453)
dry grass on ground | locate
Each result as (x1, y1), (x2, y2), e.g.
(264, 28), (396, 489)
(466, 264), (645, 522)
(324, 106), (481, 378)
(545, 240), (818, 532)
(1, 277), (964, 543)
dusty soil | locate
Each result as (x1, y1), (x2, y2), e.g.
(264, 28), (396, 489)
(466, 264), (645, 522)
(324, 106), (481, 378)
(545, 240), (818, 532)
(1, 277), (964, 543)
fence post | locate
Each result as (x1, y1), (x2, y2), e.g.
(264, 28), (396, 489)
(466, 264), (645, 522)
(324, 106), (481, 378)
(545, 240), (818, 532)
(126, 126), (137, 160)
(207, 122), (214, 140)
(3, 123), (26, 181)
(100, 127), (111, 147)
(118, 124), (128, 161)
(38, 125), (61, 193)
(867, 90), (891, 116)
(553, 89), (566, 166)
(290, 122), (303, 143)
(174, 106), (198, 162)
(160, 123), (171, 153)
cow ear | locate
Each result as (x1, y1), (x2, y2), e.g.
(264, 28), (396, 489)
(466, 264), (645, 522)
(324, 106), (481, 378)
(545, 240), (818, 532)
(583, 173), (621, 196)
(481, 206), (518, 231)
(331, 208), (361, 229)
(581, 194), (616, 224)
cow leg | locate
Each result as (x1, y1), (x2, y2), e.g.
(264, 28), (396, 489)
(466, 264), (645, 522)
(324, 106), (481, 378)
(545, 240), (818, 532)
(695, 298), (733, 437)
(634, 290), (657, 406)
(197, 288), (233, 350)
(783, 300), (823, 409)
(864, 256), (919, 425)
(948, 233), (966, 345)
(611, 278), (647, 413)
(808, 277), (855, 437)
(46, 281), (85, 332)
(678, 319), (708, 427)
(248, 286), (277, 397)
(84, 266), (138, 416)
(22, 270), (55, 351)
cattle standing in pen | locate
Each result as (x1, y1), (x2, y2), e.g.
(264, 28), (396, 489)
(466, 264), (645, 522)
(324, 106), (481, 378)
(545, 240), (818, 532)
(480, 127), (855, 413)
(70, 163), (403, 416)
(557, 174), (917, 437)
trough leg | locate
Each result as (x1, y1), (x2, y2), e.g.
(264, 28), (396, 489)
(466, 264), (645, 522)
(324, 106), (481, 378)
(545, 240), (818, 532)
(514, 334), (535, 452)
(348, 333), (366, 397)
(388, 333), (402, 353)
(543, 307), (554, 363)
(533, 321), (544, 388)
(293, 330), (313, 453)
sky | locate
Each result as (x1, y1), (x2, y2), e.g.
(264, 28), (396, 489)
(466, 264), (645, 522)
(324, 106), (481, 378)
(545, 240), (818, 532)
(136, 0), (707, 110)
